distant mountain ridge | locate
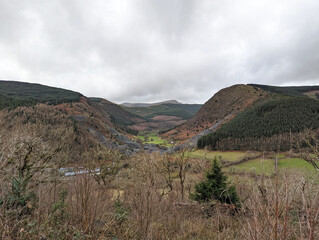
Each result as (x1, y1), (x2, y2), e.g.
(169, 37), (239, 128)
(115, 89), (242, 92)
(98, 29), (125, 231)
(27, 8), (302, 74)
(122, 102), (202, 131)
(121, 100), (181, 107)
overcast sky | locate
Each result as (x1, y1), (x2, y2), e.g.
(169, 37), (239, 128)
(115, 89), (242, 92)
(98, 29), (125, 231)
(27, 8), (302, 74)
(0, 0), (319, 104)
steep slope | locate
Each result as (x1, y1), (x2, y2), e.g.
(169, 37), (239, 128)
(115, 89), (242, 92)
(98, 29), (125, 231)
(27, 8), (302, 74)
(90, 97), (145, 135)
(199, 85), (319, 151)
(163, 84), (267, 142)
(0, 82), (141, 164)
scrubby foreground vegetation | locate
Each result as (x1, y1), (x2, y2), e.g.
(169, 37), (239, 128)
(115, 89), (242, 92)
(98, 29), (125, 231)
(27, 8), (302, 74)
(0, 133), (318, 239)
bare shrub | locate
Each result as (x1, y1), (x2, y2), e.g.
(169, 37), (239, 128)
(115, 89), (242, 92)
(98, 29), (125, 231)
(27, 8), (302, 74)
(295, 129), (319, 170)
(240, 169), (319, 240)
(123, 153), (164, 239)
(0, 129), (318, 240)
(67, 174), (110, 235)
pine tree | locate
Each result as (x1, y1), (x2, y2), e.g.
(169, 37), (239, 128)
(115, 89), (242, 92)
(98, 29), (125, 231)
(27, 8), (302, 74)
(192, 157), (240, 206)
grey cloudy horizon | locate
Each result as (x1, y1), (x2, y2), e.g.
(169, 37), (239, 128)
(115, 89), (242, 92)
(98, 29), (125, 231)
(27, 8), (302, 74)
(0, 0), (319, 104)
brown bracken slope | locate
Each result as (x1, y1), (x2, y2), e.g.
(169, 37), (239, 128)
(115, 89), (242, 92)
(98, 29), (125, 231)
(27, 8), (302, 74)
(162, 84), (268, 142)
(0, 97), (142, 164)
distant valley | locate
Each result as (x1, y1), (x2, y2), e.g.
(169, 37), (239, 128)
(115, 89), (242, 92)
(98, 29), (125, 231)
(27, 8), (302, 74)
(121, 100), (182, 107)
(1, 80), (319, 239)
(0, 80), (319, 159)
(121, 101), (202, 131)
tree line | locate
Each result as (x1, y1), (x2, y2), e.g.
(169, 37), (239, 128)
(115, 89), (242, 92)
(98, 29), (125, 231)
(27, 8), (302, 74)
(198, 96), (319, 151)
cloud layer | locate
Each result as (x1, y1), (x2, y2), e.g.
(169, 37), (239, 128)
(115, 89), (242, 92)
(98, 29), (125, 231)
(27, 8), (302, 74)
(0, 0), (319, 103)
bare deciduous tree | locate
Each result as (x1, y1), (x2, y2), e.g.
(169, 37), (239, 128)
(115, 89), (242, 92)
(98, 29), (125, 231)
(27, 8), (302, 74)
(176, 149), (189, 202)
(295, 129), (319, 170)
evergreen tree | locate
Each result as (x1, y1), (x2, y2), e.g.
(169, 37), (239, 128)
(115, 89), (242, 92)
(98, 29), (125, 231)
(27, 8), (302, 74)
(198, 96), (319, 151)
(192, 157), (240, 206)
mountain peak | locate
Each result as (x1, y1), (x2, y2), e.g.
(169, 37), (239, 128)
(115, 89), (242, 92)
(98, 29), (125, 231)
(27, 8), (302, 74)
(121, 100), (182, 107)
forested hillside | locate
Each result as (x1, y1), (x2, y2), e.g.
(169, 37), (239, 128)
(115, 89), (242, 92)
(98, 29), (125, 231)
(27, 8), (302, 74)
(198, 95), (319, 151)
(90, 97), (145, 135)
(0, 80), (82, 109)
(163, 84), (267, 141)
(163, 103), (202, 116)
(249, 84), (319, 97)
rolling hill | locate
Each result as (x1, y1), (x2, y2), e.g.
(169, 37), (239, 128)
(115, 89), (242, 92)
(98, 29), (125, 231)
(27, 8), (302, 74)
(198, 95), (319, 151)
(0, 81), (141, 163)
(163, 83), (319, 151)
(0, 81), (202, 161)
(121, 100), (181, 107)
(90, 97), (146, 135)
(162, 84), (268, 143)
(2, 80), (318, 156)
(122, 102), (202, 131)
(0, 80), (82, 109)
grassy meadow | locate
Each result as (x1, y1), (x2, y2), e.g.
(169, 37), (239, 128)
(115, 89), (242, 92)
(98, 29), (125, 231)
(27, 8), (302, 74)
(187, 149), (316, 176)
(186, 149), (259, 162)
(137, 131), (175, 146)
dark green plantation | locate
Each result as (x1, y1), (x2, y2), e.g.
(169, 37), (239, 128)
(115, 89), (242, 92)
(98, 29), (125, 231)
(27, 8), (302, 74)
(163, 103), (202, 116)
(0, 80), (82, 109)
(248, 84), (319, 97)
(198, 95), (319, 151)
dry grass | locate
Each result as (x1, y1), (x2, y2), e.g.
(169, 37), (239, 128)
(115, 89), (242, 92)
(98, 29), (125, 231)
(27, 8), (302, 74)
(0, 146), (318, 239)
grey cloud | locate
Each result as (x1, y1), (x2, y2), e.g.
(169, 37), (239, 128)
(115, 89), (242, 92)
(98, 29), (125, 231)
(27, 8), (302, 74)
(0, 0), (318, 104)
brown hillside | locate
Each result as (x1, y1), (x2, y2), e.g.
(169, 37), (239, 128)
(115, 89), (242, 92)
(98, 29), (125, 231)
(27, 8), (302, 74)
(91, 98), (181, 132)
(0, 97), (141, 164)
(162, 84), (268, 142)
(92, 98), (191, 132)
(91, 98), (145, 124)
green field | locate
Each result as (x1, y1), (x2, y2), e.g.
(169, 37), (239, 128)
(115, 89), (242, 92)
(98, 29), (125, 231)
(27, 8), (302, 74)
(271, 153), (286, 158)
(137, 132), (173, 146)
(187, 150), (317, 177)
(186, 150), (259, 162)
(227, 158), (275, 175)
(226, 157), (316, 176)
(278, 158), (315, 170)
